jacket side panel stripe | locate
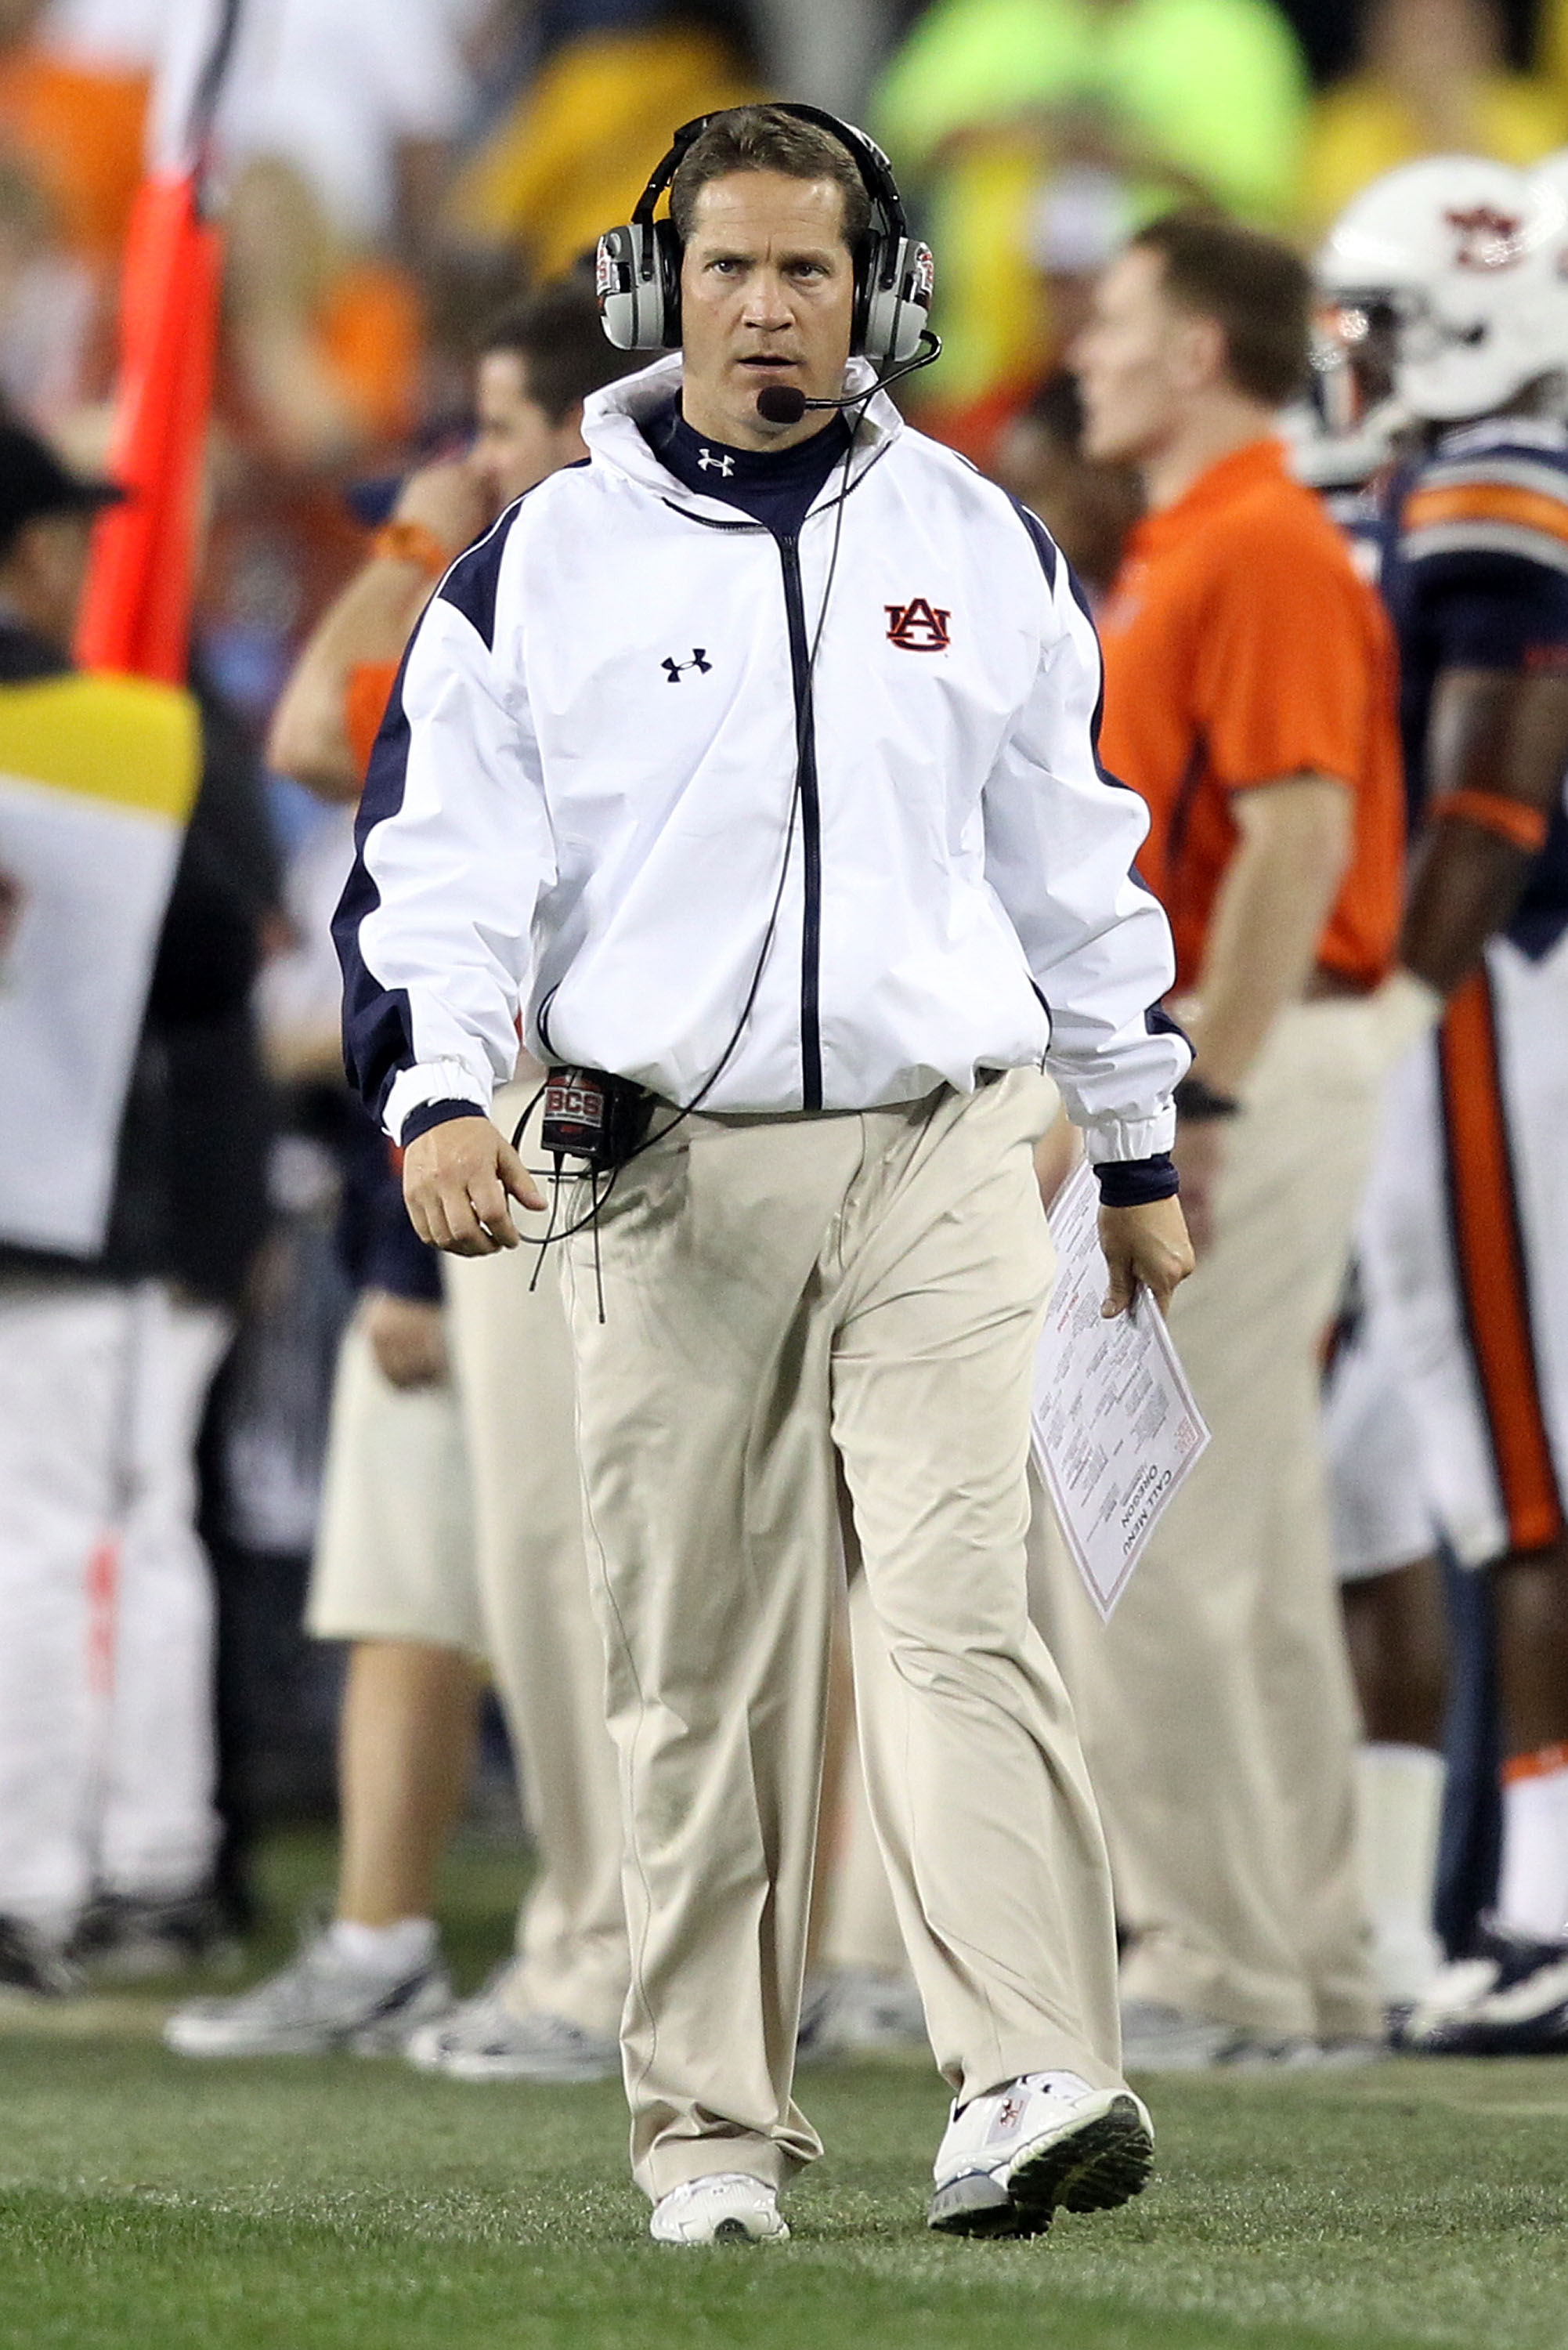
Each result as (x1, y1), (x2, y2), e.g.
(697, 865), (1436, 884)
(437, 491), (532, 651)
(334, 644), (418, 1122)
(338, 497), (531, 1119)
(1008, 495), (1059, 593)
(779, 533), (823, 1112)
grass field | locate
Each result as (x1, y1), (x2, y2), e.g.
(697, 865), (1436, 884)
(4, 1833), (1568, 2350)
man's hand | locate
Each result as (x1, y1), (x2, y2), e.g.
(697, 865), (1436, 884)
(393, 456), (490, 555)
(1100, 1195), (1195, 1319)
(363, 1289), (450, 1387)
(403, 1115), (545, 1255)
(1170, 1121), (1227, 1257)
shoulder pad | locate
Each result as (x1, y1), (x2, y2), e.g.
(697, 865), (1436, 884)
(1403, 424), (1568, 576)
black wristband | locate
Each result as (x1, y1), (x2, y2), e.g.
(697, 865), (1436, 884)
(399, 1097), (487, 1148)
(1174, 1074), (1241, 1123)
(1094, 1152), (1180, 1208)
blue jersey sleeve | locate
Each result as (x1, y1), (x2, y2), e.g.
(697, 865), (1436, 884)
(1409, 548), (1568, 674)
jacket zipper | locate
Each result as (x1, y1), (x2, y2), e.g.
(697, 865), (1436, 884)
(777, 532), (823, 1110)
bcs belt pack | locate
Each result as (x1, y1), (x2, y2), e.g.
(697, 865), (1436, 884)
(540, 1068), (655, 1172)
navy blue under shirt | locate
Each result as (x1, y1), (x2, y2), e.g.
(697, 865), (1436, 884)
(638, 395), (1176, 1211)
(640, 398), (851, 538)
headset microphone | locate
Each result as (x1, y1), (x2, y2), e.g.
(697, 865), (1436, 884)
(753, 384), (810, 425)
(753, 330), (942, 425)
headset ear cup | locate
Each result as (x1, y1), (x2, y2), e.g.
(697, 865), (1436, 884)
(849, 234), (878, 357)
(595, 222), (682, 351)
(860, 236), (935, 366)
(596, 226), (645, 349)
(653, 218), (683, 349)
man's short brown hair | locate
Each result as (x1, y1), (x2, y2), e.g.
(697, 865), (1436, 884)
(670, 105), (873, 256)
(481, 265), (638, 423)
(1129, 211), (1311, 408)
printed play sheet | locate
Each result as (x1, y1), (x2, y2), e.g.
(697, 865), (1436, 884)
(1032, 1162), (1209, 1619)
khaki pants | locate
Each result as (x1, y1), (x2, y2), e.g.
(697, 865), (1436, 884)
(443, 1084), (630, 2043)
(1035, 1000), (1389, 2041)
(819, 1577), (914, 1979)
(564, 1072), (1124, 2200)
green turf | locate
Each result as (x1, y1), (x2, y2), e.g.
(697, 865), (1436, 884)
(3, 1834), (1568, 2350)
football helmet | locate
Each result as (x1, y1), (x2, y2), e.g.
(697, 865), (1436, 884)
(1317, 156), (1568, 423)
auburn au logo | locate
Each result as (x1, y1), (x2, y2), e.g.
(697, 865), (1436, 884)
(1446, 205), (1523, 270)
(886, 597), (952, 652)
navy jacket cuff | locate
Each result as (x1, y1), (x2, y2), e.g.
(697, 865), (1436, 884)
(1093, 1152), (1180, 1208)
(399, 1097), (487, 1148)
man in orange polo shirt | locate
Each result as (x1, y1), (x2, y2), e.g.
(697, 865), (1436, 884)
(1057, 212), (1415, 2065)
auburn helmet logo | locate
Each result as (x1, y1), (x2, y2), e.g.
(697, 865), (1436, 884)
(1446, 206), (1524, 270)
(886, 596), (952, 651)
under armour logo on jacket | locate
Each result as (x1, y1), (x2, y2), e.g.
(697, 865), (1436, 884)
(697, 448), (735, 476)
(886, 597), (952, 652)
(663, 649), (712, 682)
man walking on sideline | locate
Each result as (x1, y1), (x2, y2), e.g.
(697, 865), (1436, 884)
(338, 105), (1192, 2243)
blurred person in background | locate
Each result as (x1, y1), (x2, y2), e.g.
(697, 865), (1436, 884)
(222, 157), (425, 475)
(168, 275), (638, 2077)
(441, 1), (762, 284)
(872, 0), (1309, 446)
(0, 154), (93, 432)
(0, 420), (278, 1993)
(168, 1098), (481, 2056)
(1050, 212), (1409, 2069)
(210, 0), (483, 269)
(1287, 271), (1455, 2014)
(194, 0), (480, 743)
(0, 0), (157, 355)
(1302, 0), (1567, 233)
(260, 277), (625, 801)
(1316, 157), (1568, 2054)
(993, 366), (1141, 598)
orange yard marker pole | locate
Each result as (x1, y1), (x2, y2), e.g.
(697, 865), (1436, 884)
(74, 0), (240, 682)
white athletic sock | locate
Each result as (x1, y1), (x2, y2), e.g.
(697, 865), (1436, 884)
(327, 1916), (438, 1975)
(1356, 1743), (1446, 2004)
(1498, 1746), (1568, 1940)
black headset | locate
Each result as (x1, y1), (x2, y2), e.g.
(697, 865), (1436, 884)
(595, 103), (935, 366)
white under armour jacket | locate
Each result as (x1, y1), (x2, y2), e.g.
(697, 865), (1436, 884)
(336, 356), (1189, 1162)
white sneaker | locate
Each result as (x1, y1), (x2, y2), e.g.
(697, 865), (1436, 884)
(163, 1920), (453, 2057)
(649, 2173), (789, 2246)
(404, 1966), (620, 2082)
(928, 2071), (1154, 2237)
